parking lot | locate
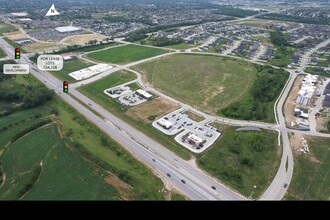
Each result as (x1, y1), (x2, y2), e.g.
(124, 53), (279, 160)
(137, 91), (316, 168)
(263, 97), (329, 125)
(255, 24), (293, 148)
(153, 108), (221, 153)
(103, 81), (153, 107)
(118, 91), (148, 106)
(152, 108), (197, 135)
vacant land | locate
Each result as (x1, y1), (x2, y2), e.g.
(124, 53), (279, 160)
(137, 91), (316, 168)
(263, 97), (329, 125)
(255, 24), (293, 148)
(184, 110), (205, 122)
(86, 44), (167, 64)
(197, 124), (280, 199)
(3, 31), (30, 40)
(78, 70), (191, 160)
(81, 70), (136, 94)
(126, 97), (180, 123)
(62, 33), (106, 45)
(286, 135), (330, 200)
(0, 22), (17, 35)
(23, 42), (65, 53)
(133, 54), (256, 115)
(269, 46), (295, 68)
(51, 58), (94, 82)
(235, 18), (286, 28)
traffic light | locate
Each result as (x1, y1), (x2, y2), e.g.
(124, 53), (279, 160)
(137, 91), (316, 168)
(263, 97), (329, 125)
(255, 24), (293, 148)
(63, 81), (68, 93)
(15, 48), (20, 59)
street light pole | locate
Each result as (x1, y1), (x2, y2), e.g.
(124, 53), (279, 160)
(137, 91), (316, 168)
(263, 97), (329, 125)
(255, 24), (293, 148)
(248, 185), (257, 200)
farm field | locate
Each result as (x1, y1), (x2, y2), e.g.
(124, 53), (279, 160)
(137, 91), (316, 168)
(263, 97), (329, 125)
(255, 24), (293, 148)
(0, 73), (167, 200)
(85, 44), (167, 64)
(197, 124), (280, 199)
(132, 54), (256, 114)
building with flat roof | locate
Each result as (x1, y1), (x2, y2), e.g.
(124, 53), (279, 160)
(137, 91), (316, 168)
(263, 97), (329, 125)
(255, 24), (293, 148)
(157, 118), (173, 129)
(11, 12), (28, 17)
(55, 26), (81, 33)
(296, 74), (318, 106)
(135, 89), (153, 99)
(15, 39), (33, 45)
(186, 134), (203, 147)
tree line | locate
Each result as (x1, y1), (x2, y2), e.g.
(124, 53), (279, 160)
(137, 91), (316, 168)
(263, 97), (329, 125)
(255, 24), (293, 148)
(221, 65), (288, 121)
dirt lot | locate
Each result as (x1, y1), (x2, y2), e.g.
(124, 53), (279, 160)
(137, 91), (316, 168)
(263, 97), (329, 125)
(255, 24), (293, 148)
(290, 132), (304, 151)
(23, 42), (65, 53)
(125, 97), (180, 123)
(104, 175), (132, 200)
(3, 31), (30, 40)
(283, 75), (305, 127)
(316, 110), (330, 132)
(61, 33), (106, 45)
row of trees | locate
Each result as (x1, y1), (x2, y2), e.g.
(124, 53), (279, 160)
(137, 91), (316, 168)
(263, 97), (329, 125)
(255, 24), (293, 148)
(152, 37), (184, 47)
(260, 13), (330, 25)
(212, 6), (260, 18)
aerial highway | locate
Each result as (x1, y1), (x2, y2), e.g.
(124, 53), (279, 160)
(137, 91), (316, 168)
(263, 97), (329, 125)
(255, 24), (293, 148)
(2, 33), (330, 200)
(0, 37), (244, 200)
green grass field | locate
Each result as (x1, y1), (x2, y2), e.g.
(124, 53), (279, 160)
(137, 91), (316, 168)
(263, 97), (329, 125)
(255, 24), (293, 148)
(305, 67), (330, 77)
(0, 47), (6, 58)
(51, 58), (94, 83)
(197, 125), (280, 199)
(286, 136), (330, 200)
(317, 59), (329, 68)
(0, 22), (17, 35)
(85, 44), (167, 64)
(132, 54), (256, 115)
(78, 70), (192, 160)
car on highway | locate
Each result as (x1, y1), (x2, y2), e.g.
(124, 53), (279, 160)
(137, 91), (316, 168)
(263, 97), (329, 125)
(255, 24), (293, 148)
(211, 186), (216, 190)
(152, 159), (156, 162)
(167, 173), (171, 177)
(283, 183), (288, 188)
(181, 179), (186, 184)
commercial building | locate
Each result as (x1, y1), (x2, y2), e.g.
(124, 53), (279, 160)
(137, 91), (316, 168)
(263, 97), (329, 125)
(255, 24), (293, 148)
(294, 108), (309, 119)
(55, 26), (81, 33)
(186, 134), (203, 147)
(15, 39), (33, 45)
(157, 119), (173, 130)
(135, 89), (153, 99)
(69, 63), (112, 80)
